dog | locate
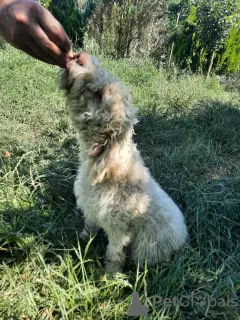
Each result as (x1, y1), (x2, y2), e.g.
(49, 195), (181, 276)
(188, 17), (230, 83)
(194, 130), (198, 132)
(59, 53), (188, 272)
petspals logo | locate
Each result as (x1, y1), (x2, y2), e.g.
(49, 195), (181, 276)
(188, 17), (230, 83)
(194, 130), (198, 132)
(128, 292), (149, 318)
(149, 291), (239, 308)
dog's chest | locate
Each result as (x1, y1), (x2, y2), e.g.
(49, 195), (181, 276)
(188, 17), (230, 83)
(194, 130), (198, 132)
(74, 170), (121, 224)
(74, 167), (149, 227)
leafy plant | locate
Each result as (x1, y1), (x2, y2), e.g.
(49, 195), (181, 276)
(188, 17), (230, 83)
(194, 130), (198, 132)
(47, 0), (84, 46)
(195, 0), (238, 77)
(84, 0), (165, 58)
(170, 0), (240, 75)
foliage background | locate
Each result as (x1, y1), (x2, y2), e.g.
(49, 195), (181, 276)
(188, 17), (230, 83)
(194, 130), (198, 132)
(35, 0), (240, 75)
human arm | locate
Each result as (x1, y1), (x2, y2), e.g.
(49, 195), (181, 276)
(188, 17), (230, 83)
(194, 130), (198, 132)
(0, 0), (74, 67)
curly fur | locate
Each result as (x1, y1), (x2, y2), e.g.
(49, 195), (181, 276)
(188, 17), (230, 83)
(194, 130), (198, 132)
(59, 53), (188, 272)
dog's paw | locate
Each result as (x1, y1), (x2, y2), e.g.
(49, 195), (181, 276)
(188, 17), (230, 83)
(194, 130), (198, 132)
(104, 261), (123, 274)
(79, 229), (90, 242)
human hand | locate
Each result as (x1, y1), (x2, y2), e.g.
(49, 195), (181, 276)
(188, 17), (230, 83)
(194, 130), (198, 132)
(0, 0), (74, 67)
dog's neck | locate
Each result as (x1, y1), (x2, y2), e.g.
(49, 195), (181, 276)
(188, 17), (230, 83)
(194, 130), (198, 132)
(79, 132), (144, 185)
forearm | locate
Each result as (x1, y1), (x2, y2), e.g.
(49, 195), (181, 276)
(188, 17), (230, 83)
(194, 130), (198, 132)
(0, 0), (17, 10)
(0, 0), (16, 37)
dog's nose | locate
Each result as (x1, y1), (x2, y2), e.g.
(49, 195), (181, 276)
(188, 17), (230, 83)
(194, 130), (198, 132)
(65, 52), (79, 70)
(76, 53), (90, 67)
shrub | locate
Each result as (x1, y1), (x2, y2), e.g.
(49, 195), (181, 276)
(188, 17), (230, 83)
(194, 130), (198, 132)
(84, 0), (166, 59)
(44, 0), (84, 46)
(219, 72), (240, 92)
(220, 25), (240, 74)
(170, 0), (240, 75)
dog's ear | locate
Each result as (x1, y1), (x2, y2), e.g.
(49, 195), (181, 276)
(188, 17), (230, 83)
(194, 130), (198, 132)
(88, 143), (104, 157)
(89, 84), (137, 185)
(91, 140), (122, 185)
(91, 130), (132, 185)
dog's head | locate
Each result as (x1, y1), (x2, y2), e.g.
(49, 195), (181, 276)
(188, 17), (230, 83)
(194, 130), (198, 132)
(59, 53), (99, 90)
(59, 53), (138, 184)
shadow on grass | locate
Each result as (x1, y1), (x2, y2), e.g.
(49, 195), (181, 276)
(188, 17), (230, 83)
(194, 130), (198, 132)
(1, 100), (240, 269)
(0, 136), (106, 266)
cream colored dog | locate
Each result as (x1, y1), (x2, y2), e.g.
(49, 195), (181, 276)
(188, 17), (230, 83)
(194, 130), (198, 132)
(59, 53), (188, 272)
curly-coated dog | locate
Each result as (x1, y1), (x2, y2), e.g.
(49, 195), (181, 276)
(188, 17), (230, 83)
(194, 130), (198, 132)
(59, 53), (188, 272)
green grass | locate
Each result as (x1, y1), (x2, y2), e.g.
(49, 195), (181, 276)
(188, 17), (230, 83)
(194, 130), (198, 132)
(0, 45), (240, 319)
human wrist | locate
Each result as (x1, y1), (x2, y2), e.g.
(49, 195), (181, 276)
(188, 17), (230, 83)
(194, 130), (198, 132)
(0, 0), (17, 36)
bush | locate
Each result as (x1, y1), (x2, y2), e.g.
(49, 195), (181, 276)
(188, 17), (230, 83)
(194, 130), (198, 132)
(220, 25), (240, 74)
(219, 72), (240, 93)
(45, 0), (84, 46)
(84, 0), (166, 59)
(170, 0), (240, 75)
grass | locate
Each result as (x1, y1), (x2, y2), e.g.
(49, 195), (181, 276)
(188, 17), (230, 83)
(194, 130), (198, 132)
(0, 45), (240, 319)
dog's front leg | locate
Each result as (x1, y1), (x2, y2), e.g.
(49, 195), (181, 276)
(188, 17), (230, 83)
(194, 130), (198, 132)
(80, 218), (100, 242)
(105, 231), (131, 273)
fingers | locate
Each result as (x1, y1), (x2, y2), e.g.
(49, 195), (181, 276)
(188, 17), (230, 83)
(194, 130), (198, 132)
(29, 25), (68, 67)
(21, 36), (61, 66)
(37, 5), (71, 53)
(67, 52), (80, 62)
(0, 0), (73, 67)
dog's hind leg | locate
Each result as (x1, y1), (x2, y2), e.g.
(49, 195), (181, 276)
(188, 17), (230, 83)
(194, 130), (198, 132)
(80, 217), (100, 242)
